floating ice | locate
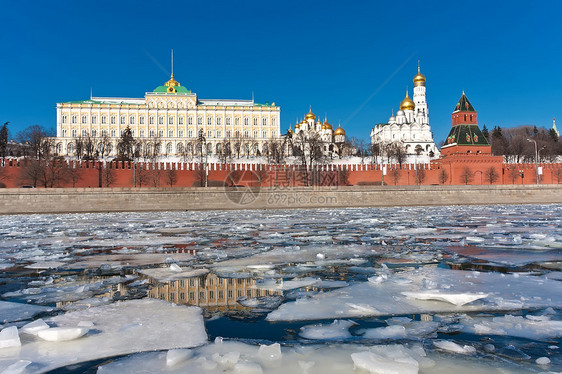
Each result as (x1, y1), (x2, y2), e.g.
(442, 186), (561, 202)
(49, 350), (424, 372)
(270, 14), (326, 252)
(536, 356), (550, 365)
(20, 319), (49, 335)
(0, 299), (206, 373)
(0, 360), (31, 374)
(401, 291), (488, 306)
(139, 267), (209, 282)
(461, 314), (562, 340)
(267, 267), (562, 321)
(166, 349), (193, 367)
(37, 327), (89, 342)
(433, 340), (476, 354)
(0, 326), (21, 349)
(300, 320), (356, 340)
(351, 350), (419, 374)
(0, 301), (53, 324)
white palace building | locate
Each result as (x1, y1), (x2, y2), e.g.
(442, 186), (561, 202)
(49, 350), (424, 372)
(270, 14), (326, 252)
(55, 73), (281, 158)
(370, 65), (440, 163)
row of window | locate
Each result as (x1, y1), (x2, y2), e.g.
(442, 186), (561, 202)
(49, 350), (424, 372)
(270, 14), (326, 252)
(65, 140), (268, 156)
(62, 128), (276, 139)
(62, 114), (276, 126)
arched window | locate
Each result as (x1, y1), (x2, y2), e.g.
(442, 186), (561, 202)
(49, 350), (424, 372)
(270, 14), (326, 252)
(188, 116), (193, 125)
(244, 117), (249, 126)
(168, 117), (174, 125)
(177, 143), (184, 154)
(207, 117), (212, 125)
(168, 130), (174, 137)
(62, 115), (68, 124)
(149, 116), (154, 125)
(178, 116), (184, 125)
(226, 117), (231, 126)
(101, 115), (107, 124)
(178, 130), (184, 137)
(120, 116), (126, 125)
(187, 143), (193, 154)
(217, 117), (221, 125)
(253, 118), (258, 126)
(130, 116), (135, 125)
(166, 143), (173, 154)
(67, 143), (74, 154)
(92, 116), (97, 124)
(158, 116), (164, 125)
(197, 116), (202, 125)
(158, 130), (164, 137)
(235, 117), (240, 125)
(71, 115), (77, 124)
(149, 129), (155, 137)
(81, 115), (87, 124)
(253, 130), (258, 138)
(188, 130), (193, 138)
(207, 130), (212, 138)
(262, 118), (267, 126)
(139, 116), (145, 125)
(110, 116), (116, 125)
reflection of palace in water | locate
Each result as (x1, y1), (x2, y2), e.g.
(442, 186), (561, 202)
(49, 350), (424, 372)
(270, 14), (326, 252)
(148, 273), (283, 310)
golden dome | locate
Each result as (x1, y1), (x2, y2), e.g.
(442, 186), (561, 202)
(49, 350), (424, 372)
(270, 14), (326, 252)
(295, 123), (301, 129)
(305, 110), (316, 120)
(334, 125), (345, 136)
(322, 120), (333, 130)
(400, 91), (415, 111)
(165, 73), (180, 87)
(413, 66), (426, 87)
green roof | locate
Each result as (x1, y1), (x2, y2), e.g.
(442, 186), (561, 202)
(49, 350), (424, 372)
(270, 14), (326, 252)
(453, 92), (475, 112)
(444, 124), (489, 146)
(153, 85), (190, 93)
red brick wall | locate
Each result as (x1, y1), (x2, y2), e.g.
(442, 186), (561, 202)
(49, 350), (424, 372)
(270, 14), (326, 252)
(1, 159), (561, 189)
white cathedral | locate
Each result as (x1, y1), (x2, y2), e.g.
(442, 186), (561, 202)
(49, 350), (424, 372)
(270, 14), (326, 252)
(370, 65), (440, 163)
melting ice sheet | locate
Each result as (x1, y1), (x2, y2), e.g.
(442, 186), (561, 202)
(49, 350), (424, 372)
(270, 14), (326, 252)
(0, 299), (206, 373)
(267, 267), (562, 321)
(96, 339), (535, 374)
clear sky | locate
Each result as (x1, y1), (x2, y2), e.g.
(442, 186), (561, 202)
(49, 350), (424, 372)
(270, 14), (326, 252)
(1, 0), (560, 143)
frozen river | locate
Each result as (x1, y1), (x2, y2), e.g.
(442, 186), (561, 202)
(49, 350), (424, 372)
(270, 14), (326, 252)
(1, 205), (562, 373)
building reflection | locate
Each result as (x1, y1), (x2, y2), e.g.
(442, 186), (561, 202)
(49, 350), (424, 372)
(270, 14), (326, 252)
(147, 273), (283, 311)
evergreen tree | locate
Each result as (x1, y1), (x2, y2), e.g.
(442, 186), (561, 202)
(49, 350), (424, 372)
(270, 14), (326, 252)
(117, 126), (135, 161)
(481, 124), (489, 142)
(549, 128), (559, 142)
(0, 122), (8, 159)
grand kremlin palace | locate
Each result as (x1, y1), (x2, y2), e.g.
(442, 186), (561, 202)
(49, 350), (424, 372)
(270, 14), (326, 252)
(55, 74), (281, 157)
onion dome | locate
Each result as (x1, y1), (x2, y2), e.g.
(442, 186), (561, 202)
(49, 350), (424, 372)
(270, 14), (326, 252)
(388, 115), (396, 123)
(334, 125), (345, 136)
(295, 122), (301, 129)
(413, 66), (426, 87)
(322, 120), (333, 130)
(305, 110), (316, 120)
(400, 91), (415, 111)
(287, 127), (293, 135)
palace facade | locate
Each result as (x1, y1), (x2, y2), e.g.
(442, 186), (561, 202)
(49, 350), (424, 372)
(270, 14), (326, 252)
(370, 65), (440, 163)
(55, 74), (281, 158)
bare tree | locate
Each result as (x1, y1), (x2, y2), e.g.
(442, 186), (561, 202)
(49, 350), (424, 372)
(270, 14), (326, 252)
(507, 168), (519, 184)
(415, 167), (426, 185)
(97, 134), (112, 159)
(135, 163), (151, 187)
(484, 166), (500, 184)
(17, 125), (53, 159)
(150, 166), (162, 187)
(438, 169), (448, 184)
(102, 164), (116, 187)
(370, 142), (381, 164)
(117, 126), (135, 161)
(255, 165), (268, 187)
(553, 167), (562, 184)
(66, 161), (82, 187)
(165, 167), (178, 187)
(460, 166), (474, 185)
(195, 163), (207, 187)
(19, 159), (43, 187)
(390, 167), (401, 185)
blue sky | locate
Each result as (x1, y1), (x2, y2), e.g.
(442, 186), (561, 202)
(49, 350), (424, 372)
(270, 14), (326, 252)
(1, 0), (560, 143)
